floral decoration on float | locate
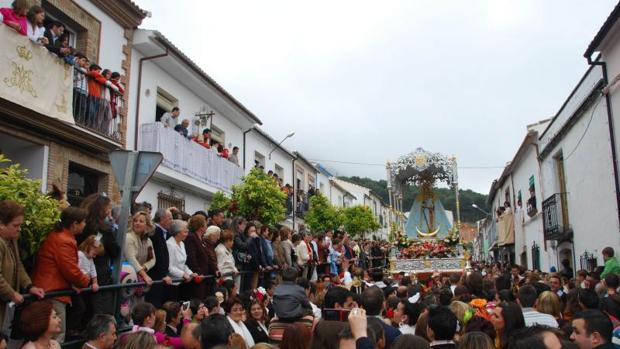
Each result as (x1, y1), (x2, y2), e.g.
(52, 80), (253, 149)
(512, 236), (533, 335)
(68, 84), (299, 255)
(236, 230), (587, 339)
(396, 232), (460, 259)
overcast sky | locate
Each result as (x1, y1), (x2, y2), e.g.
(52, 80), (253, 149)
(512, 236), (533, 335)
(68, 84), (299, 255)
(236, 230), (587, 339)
(134, 0), (616, 194)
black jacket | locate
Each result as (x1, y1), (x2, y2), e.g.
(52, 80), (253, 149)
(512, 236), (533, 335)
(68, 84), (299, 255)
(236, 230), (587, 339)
(272, 281), (311, 320)
(244, 319), (269, 344)
(43, 28), (62, 55)
(148, 225), (170, 279)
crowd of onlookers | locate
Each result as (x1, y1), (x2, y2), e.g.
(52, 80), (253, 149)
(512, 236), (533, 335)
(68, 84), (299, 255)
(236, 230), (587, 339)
(1, 0), (125, 139)
(2, 192), (620, 349)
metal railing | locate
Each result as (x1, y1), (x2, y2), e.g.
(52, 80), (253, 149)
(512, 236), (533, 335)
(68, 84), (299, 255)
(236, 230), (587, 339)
(13, 254), (389, 348)
(72, 67), (124, 141)
(542, 193), (571, 240)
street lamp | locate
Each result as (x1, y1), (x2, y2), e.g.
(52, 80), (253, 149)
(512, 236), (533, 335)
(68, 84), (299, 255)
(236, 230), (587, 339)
(472, 203), (490, 216)
(269, 131), (295, 159)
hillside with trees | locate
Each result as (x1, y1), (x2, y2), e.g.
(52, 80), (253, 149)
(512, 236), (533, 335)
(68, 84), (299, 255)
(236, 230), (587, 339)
(339, 176), (490, 224)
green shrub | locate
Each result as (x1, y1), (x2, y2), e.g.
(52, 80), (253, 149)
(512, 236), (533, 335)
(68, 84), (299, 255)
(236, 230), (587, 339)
(0, 154), (60, 259)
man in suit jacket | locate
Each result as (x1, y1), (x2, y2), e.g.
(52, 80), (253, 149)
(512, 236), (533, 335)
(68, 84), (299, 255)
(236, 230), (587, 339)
(44, 21), (70, 56)
(145, 208), (173, 307)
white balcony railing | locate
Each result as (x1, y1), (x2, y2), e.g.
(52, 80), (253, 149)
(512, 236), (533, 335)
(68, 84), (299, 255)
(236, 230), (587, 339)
(140, 123), (243, 192)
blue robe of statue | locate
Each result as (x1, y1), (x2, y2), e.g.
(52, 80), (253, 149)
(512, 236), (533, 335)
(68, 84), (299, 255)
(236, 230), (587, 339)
(405, 193), (452, 239)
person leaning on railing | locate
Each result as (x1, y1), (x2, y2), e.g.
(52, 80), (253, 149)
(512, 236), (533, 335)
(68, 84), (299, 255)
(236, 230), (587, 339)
(0, 0), (29, 35)
(32, 207), (92, 343)
(124, 212), (156, 287)
(0, 200), (45, 333)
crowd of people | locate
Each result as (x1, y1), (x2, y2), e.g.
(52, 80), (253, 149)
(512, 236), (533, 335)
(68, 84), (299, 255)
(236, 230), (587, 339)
(1, 0), (125, 140)
(2, 193), (620, 349)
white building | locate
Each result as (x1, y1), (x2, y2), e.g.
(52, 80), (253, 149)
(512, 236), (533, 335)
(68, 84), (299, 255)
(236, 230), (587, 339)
(332, 178), (390, 239)
(314, 164), (356, 208)
(129, 29), (262, 214)
(244, 126), (295, 186)
(537, 62), (619, 271)
(485, 4), (620, 271)
(486, 120), (552, 270)
(583, 2), (620, 267)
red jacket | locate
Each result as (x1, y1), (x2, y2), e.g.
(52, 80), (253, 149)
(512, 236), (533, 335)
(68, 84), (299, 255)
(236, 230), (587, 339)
(32, 229), (90, 304)
(87, 70), (109, 98)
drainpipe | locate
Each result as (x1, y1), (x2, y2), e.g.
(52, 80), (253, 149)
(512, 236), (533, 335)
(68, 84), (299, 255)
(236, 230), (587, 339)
(292, 157), (297, 230)
(133, 48), (169, 150)
(586, 56), (620, 235)
(242, 128), (254, 170)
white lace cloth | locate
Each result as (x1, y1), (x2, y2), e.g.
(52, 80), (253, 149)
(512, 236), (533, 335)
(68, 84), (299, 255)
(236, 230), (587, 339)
(140, 122), (244, 192)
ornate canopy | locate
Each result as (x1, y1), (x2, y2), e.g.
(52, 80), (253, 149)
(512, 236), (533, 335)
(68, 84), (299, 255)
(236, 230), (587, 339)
(386, 148), (460, 226)
(387, 148), (458, 191)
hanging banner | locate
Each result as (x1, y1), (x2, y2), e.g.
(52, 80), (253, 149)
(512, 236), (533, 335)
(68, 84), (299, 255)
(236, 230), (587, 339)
(0, 25), (74, 124)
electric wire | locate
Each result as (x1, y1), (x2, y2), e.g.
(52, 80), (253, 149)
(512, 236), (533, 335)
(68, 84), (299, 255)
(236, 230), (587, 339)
(563, 92), (603, 161)
(309, 158), (504, 169)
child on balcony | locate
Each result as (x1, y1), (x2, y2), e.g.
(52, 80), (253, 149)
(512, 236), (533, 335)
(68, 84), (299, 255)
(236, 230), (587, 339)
(72, 53), (89, 123)
(86, 64), (118, 132)
(0, 0), (29, 35)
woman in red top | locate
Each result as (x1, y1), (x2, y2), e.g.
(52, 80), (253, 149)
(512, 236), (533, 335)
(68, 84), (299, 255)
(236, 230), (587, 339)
(32, 207), (91, 343)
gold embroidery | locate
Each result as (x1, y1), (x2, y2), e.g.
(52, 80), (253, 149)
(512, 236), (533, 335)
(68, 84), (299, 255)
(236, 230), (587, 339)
(16, 45), (33, 61)
(3, 62), (37, 97)
(55, 94), (67, 113)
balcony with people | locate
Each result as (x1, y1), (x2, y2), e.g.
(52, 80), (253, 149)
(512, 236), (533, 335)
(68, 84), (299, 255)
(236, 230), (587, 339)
(0, 2), (126, 144)
(139, 121), (244, 193)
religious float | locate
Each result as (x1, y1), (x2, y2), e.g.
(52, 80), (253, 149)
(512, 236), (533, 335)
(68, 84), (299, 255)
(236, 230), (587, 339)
(386, 148), (469, 279)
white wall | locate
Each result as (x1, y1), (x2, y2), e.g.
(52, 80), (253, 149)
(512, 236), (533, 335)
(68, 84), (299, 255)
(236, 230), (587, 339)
(137, 180), (209, 217)
(295, 159), (317, 192)
(244, 131), (294, 185)
(72, 0), (126, 74)
(0, 133), (48, 192)
(338, 180), (367, 207)
(329, 184), (345, 207)
(129, 57), (245, 153)
(316, 171), (330, 197)
(600, 26), (620, 176)
(510, 144), (549, 271)
(539, 90), (620, 267)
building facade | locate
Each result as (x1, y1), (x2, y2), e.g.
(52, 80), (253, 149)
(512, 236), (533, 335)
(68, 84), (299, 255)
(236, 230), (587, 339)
(0, 0), (146, 205)
(129, 29), (260, 214)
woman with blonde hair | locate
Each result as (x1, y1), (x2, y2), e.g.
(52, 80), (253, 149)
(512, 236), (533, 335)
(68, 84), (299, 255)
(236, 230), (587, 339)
(124, 211), (155, 286)
(449, 301), (475, 339)
(536, 290), (565, 327)
(122, 331), (156, 349)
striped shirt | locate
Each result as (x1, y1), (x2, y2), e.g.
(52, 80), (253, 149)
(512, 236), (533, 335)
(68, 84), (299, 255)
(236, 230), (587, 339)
(522, 308), (559, 328)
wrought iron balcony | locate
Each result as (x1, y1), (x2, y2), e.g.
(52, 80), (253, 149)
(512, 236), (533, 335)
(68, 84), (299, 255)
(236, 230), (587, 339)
(72, 67), (125, 142)
(542, 193), (572, 240)
(0, 26), (124, 144)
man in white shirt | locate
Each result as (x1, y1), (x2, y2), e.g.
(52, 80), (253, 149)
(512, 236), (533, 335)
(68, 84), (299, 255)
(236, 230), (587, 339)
(518, 285), (559, 328)
(160, 107), (180, 128)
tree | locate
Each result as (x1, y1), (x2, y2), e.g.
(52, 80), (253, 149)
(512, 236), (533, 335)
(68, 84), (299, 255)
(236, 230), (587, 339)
(210, 191), (232, 217)
(232, 168), (287, 226)
(0, 154), (60, 259)
(304, 193), (343, 233)
(342, 205), (380, 238)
